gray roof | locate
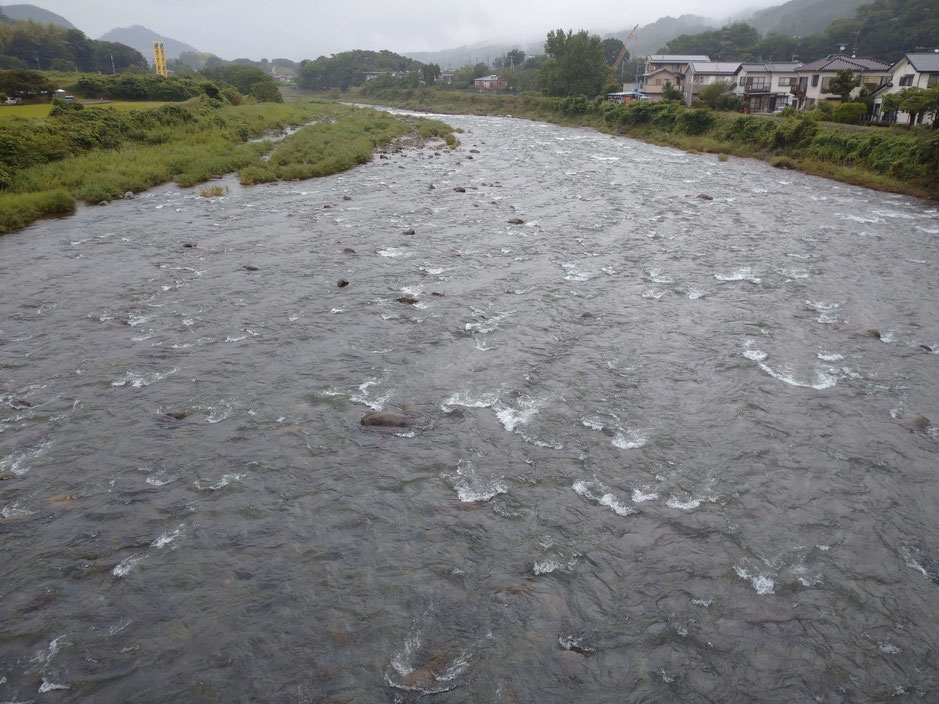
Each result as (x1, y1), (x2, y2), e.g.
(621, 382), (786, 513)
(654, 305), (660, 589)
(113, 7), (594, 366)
(738, 61), (802, 74)
(647, 54), (710, 62)
(798, 55), (890, 73)
(689, 61), (741, 74)
(906, 53), (939, 73)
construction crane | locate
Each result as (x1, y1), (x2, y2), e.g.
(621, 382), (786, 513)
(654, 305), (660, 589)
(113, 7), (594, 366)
(153, 42), (167, 77)
(613, 24), (640, 73)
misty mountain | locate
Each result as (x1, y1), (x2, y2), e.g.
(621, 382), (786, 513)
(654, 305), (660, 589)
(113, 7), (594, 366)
(99, 25), (199, 61)
(406, 39), (544, 70)
(747, 0), (869, 36)
(0, 3), (75, 29)
(604, 14), (715, 57)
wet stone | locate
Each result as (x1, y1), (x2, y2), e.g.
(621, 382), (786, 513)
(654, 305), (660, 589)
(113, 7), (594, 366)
(697, 193), (714, 200)
(453, 187), (465, 193)
(360, 411), (411, 427)
(337, 279), (349, 288)
(165, 412), (187, 420)
(396, 296), (419, 305)
(243, 265), (260, 271)
(508, 218), (525, 225)
(402, 229), (415, 235)
(182, 243), (196, 248)
(342, 248), (356, 254)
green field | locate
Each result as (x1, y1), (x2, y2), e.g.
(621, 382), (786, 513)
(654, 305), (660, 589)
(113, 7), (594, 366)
(0, 101), (171, 120)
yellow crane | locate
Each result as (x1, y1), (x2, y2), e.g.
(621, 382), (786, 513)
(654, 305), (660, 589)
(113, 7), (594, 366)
(613, 24), (640, 72)
(153, 42), (167, 77)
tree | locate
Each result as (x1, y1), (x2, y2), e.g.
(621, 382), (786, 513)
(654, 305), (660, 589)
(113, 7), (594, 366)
(895, 87), (939, 128)
(505, 49), (526, 69)
(661, 79), (683, 102)
(421, 63), (441, 85)
(538, 29), (610, 98)
(827, 69), (860, 101)
(698, 81), (740, 110)
(601, 38), (626, 67)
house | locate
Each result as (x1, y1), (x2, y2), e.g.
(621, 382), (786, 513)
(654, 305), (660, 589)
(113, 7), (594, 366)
(642, 55), (710, 101)
(683, 61), (741, 106)
(734, 62), (802, 112)
(439, 72), (454, 85)
(871, 53), (939, 125)
(474, 75), (506, 91)
(792, 55), (891, 109)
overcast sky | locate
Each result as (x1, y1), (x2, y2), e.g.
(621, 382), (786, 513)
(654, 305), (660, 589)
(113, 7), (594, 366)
(33, 0), (776, 61)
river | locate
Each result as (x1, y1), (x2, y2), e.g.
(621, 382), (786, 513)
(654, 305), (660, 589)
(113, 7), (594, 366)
(1, 110), (937, 702)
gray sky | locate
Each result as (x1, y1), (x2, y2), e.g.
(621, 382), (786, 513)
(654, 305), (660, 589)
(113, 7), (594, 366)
(34, 0), (774, 61)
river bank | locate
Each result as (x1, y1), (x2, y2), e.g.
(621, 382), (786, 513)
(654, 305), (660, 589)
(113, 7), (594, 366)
(343, 87), (939, 201)
(0, 99), (456, 235)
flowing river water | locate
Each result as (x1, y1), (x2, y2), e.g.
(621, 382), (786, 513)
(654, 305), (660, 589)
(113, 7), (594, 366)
(1, 110), (937, 703)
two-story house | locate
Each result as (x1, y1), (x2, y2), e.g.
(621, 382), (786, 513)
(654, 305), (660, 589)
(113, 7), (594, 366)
(642, 54), (710, 101)
(683, 61), (741, 106)
(871, 53), (939, 125)
(792, 55), (891, 109)
(734, 61), (803, 112)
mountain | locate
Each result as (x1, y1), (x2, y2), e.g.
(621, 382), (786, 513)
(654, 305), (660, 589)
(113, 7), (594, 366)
(0, 3), (75, 28)
(747, 0), (869, 36)
(407, 39), (544, 70)
(99, 25), (198, 61)
(605, 14), (715, 57)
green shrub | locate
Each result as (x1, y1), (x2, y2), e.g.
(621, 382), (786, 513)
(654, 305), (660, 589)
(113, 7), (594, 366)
(0, 189), (75, 234)
(831, 102), (867, 124)
(676, 108), (715, 135)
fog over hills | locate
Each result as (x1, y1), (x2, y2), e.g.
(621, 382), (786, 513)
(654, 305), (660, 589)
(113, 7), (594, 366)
(0, 3), (74, 28)
(99, 25), (199, 61)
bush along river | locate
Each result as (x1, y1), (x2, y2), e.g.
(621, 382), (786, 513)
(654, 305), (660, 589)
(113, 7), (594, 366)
(1, 109), (937, 702)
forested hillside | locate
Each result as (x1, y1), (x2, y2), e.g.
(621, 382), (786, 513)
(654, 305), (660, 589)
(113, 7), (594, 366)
(0, 20), (147, 72)
(747, 0), (868, 37)
(661, 0), (938, 63)
(99, 25), (198, 61)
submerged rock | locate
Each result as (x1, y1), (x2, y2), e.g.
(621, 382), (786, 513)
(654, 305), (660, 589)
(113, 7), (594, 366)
(901, 413), (930, 430)
(400, 667), (437, 689)
(453, 187), (466, 193)
(396, 296), (419, 305)
(469, 149), (480, 154)
(337, 279), (349, 288)
(243, 265), (260, 272)
(98, 200), (109, 206)
(508, 218), (525, 225)
(0, 472), (15, 481)
(342, 195), (352, 201)
(342, 247), (357, 254)
(165, 412), (186, 420)
(865, 329), (881, 339)
(402, 228), (415, 235)
(581, 312), (594, 319)
(360, 411), (411, 427)
(182, 242), (196, 249)
(696, 193), (714, 200)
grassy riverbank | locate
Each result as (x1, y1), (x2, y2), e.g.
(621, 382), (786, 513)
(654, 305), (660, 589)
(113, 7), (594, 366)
(0, 99), (456, 235)
(346, 87), (939, 201)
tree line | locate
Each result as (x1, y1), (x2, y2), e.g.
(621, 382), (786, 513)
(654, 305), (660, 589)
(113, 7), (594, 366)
(0, 19), (146, 73)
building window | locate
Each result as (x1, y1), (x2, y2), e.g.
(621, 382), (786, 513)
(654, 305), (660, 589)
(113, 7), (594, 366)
(929, 74), (939, 88)
(778, 77), (792, 86)
(811, 74), (819, 87)
(821, 76), (833, 91)
(898, 74), (914, 86)
(749, 77), (766, 90)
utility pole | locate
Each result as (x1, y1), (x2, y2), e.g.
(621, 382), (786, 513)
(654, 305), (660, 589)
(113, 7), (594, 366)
(35, 52), (41, 71)
(110, 53), (116, 74)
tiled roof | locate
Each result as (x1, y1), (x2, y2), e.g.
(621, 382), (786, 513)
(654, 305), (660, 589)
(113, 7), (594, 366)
(906, 53), (939, 73)
(798, 55), (890, 72)
(647, 54), (710, 62)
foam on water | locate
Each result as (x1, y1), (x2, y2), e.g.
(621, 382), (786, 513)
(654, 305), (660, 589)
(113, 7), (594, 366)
(112, 554), (146, 578)
(195, 473), (244, 491)
(715, 268), (761, 284)
(111, 368), (178, 388)
(377, 247), (409, 258)
(612, 429), (647, 449)
(2, 502), (33, 519)
(632, 488), (659, 503)
(151, 525), (184, 549)
(817, 352), (844, 362)
(441, 391), (500, 413)
(494, 399), (540, 432)
(573, 480), (636, 517)
(0, 440), (51, 476)
(666, 497), (701, 510)
(757, 362), (837, 390)
(734, 566), (775, 595)
(452, 462), (507, 503)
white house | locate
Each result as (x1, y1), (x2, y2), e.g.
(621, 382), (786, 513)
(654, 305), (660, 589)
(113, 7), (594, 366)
(871, 53), (939, 125)
(683, 62), (741, 106)
(792, 55), (891, 109)
(734, 61), (802, 112)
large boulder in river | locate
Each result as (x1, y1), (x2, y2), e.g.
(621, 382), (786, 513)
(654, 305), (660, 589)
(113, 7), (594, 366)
(361, 411), (411, 427)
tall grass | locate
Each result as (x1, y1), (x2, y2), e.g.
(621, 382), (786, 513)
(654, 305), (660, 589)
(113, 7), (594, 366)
(0, 190), (75, 232)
